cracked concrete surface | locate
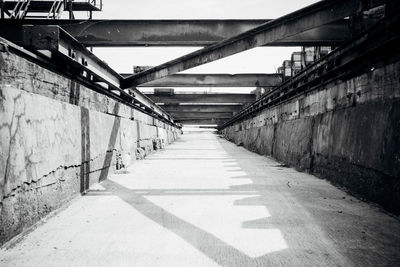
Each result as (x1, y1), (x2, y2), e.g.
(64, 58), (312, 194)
(0, 50), (181, 244)
(1, 131), (399, 267)
(0, 85), (180, 244)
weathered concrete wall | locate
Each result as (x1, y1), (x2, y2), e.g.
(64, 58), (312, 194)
(0, 48), (181, 245)
(222, 60), (400, 214)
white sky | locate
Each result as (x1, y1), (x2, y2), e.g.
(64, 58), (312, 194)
(85, 0), (319, 93)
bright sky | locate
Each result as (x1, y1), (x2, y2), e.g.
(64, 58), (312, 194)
(85, 0), (319, 93)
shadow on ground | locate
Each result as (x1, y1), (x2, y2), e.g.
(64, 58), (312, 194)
(87, 131), (400, 266)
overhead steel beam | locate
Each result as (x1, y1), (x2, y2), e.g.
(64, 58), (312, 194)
(0, 19), (349, 47)
(121, 0), (384, 88)
(175, 119), (228, 125)
(169, 112), (234, 119)
(59, 19), (351, 47)
(145, 93), (256, 104)
(121, 73), (282, 87)
(162, 104), (243, 113)
(270, 19), (349, 46)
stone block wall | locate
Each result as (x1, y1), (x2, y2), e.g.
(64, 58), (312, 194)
(0, 48), (181, 245)
(221, 60), (400, 214)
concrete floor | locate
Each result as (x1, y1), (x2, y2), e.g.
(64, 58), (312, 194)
(1, 130), (400, 266)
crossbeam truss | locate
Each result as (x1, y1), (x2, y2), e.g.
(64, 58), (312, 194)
(0, 0), (390, 125)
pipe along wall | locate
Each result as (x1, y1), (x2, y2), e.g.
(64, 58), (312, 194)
(0, 48), (181, 245)
(221, 60), (400, 214)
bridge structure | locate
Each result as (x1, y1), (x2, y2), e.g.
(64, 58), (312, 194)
(1, 0), (400, 265)
(0, 0), (388, 126)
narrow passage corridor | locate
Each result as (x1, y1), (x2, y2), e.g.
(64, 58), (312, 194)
(1, 131), (399, 266)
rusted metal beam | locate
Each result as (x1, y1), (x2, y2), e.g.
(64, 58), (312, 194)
(121, 0), (383, 88)
(162, 104), (243, 113)
(145, 93), (256, 104)
(0, 19), (349, 47)
(120, 73), (282, 87)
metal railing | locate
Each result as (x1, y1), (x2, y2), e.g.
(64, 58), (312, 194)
(10, 0), (31, 18)
(47, 0), (63, 19)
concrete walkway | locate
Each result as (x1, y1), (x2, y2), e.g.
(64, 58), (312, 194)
(1, 131), (400, 266)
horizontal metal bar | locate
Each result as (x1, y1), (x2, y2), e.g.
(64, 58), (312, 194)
(0, 19), (349, 47)
(122, 73), (282, 87)
(175, 118), (228, 125)
(169, 112), (234, 119)
(121, 0), (384, 88)
(145, 93), (256, 104)
(161, 104), (243, 113)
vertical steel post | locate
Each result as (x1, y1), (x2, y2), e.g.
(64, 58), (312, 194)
(69, 0), (74, 19)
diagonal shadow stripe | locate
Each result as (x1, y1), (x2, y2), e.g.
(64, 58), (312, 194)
(99, 103), (121, 182)
(101, 179), (271, 267)
(80, 106), (90, 193)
